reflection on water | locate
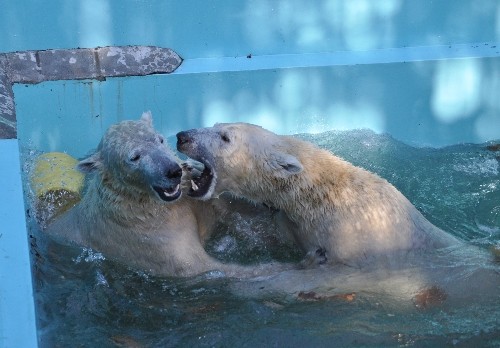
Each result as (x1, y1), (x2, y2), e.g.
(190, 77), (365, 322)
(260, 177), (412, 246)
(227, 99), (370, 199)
(26, 130), (500, 347)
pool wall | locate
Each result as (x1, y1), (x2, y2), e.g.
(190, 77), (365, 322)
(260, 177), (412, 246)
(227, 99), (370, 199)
(1, 1), (500, 346)
(0, 140), (37, 348)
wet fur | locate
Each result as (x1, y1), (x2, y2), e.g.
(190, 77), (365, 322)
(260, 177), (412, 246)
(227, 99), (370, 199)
(177, 123), (500, 304)
(44, 115), (292, 278)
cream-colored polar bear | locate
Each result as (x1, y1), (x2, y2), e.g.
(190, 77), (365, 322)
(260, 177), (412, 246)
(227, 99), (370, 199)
(176, 123), (500, 304)
(176, 122), (460, 268)
(44, 114), (290, 278)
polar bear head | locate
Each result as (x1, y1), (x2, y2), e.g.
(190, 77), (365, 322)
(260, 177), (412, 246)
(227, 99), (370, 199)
(176, 122), (303, 201)
(78, 112), (183, 202)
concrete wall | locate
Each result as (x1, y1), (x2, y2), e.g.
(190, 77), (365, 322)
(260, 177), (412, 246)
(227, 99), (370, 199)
(2, 0), (500, 148)
(1, 0), (499, 58)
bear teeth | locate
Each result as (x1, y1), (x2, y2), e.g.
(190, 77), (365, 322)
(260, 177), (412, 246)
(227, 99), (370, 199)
(191, 180), (199, 191)
(164, 184), (180, 197)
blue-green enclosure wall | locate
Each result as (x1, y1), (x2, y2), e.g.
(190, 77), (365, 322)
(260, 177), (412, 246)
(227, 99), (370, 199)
(3, 0), (500, 148)
(2, 1), (499, 58)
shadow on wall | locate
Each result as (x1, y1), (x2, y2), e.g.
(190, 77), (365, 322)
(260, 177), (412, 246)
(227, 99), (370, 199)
(242, 0), (500, 53)
(189, 57), (500, 146)
(9, 0), (500, 153)
(1, 1), (500, 57)
(431, 58), (500, 142)
(242, 0), (402, 51)
(15, 55), (500, 157)
(64, 0), (500, 57)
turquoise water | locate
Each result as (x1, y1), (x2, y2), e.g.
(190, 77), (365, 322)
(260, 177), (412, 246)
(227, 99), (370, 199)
(24, 130), (500, 347)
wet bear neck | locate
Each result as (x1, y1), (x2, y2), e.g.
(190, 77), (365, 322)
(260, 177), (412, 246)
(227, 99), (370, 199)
(80, 175), (167, 229)
(237, 173), (311, 227)
(240, 156), (352, 229)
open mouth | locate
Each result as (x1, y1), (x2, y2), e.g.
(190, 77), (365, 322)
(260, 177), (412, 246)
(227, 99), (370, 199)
(153, 184), (182, 202)
(187, 160), (215, 199)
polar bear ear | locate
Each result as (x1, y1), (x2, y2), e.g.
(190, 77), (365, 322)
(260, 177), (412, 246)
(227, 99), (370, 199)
(140, 111), (153, 127)
(77, 152), (102, 173)
(268, 152), (303, 177)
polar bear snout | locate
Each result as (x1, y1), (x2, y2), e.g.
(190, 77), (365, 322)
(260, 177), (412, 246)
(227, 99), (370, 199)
(176, 129), (213, 155)
(176, 130), (218, 200)
(176, 130), (200, 158)
(176, 130), (191, 146)
(146, 152), (183, 202)
(176, 129), (217, 162)
(165, 166), (183, 180)
(151, 165), (182, 202)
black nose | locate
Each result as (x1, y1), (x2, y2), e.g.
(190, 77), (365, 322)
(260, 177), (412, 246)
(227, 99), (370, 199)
(166, 166), (183, 179)
(176, 131), (191, 147)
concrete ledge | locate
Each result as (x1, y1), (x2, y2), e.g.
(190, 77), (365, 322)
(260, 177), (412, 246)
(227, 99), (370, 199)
(0, 63), (15, 139)
(175, 42), (500, 74)
(97, 46), (182, 78)
(37, 48), (98, 81)
(0, 46), (182, 138)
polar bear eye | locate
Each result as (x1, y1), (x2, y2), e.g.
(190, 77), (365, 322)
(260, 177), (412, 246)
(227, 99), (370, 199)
(158, 136), (165, 144)
(129, 152), (141, 162)
(220, 133), (231, 143)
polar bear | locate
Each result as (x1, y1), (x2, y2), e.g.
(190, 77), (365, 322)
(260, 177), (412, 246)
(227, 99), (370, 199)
(176, 123), (500, 305)
(43, 114), (291, 278)
(176, 122), (461, 268)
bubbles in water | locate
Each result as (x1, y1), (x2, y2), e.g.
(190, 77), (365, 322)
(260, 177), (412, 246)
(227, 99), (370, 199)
(213, 235), (237, 253)
(95, 269), (109, 287)
(73, 247), (105, 264)
(453, 157), (499, 176)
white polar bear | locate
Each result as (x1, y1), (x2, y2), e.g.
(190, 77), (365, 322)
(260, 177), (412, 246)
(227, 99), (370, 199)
(176, 122), (460, 268)
(176, 123), (500, 304)
(43, 114), (291, 278)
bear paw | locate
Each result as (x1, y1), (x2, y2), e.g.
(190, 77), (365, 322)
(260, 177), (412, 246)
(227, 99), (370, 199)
(181, 159), (205, 177)
(181, 159), (206, 191)
(299, 248), (328, 269)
